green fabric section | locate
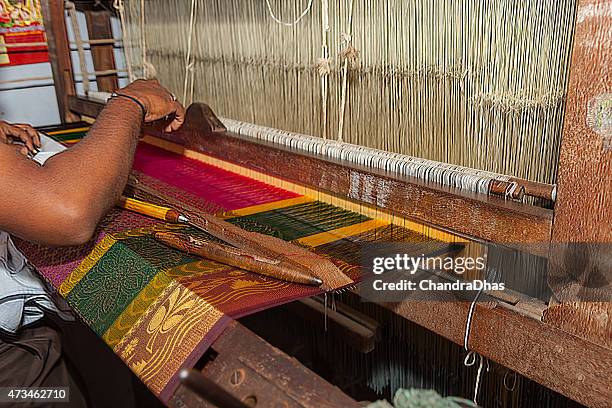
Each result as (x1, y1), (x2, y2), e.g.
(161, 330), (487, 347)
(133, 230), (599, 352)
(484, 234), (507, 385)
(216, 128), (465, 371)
(67, 242), (159, 336)
(122, 234), (199, 270)
(229, 201), (370, 241)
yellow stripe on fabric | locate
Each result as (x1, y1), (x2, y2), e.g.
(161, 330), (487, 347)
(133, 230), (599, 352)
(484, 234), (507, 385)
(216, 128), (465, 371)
(296, 219), (389, 247)
(102, 271), (173, 348)
(142, 136), (464, 243)
(225, 196), (314, 218)
(47, 127), (90, 136)
(59, 235), (116, 296)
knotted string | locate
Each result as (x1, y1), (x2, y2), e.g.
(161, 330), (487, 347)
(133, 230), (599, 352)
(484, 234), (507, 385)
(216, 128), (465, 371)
(318, 0), (330, 139)
(113, 0), (134, 82)
(338, 0), (358, 142)
(183, 0), (199, 104)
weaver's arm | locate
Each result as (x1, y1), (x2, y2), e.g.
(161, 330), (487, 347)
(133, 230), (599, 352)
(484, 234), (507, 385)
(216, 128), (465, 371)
(0, 80), (185, 246)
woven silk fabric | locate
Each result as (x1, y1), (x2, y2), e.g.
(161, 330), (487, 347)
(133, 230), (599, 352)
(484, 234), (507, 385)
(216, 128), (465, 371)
(18, 131), (445, 403)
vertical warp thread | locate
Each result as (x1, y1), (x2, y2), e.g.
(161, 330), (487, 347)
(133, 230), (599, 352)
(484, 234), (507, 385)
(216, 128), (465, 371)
(337, 0), (356, 142)
(113, 0), (134, 82)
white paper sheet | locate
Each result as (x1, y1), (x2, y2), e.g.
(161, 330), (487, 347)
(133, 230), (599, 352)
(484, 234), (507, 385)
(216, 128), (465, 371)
(32, 132), (68, 165)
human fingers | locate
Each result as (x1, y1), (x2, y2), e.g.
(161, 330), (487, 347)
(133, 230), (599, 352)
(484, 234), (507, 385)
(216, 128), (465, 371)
(15, 124), (40, 148)
(4, 126), (35, 152)
(165, 101), (186, 132)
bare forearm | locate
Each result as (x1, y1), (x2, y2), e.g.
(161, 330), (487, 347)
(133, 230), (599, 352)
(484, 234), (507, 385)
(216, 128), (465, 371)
(44, 98), (142, 222)
(0, 99), (142, 245)
(0, 79), (184, 246)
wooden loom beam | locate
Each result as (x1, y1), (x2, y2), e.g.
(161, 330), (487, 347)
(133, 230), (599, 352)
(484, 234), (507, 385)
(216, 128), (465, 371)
(62, 98), (555, 247)
(41, 0), (80, 123)
(545, 0), (612, 351)
(155, 123), (553, 245)
(170, 321), (360, 408)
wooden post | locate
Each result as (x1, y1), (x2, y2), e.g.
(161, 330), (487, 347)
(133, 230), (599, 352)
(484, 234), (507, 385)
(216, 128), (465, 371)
(547, 0), (612, 348)
(41, 0), (79, 123)
(85, 10), (119, 92)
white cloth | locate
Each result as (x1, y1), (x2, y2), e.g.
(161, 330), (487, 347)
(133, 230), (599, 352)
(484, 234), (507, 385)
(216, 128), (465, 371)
(0, 232), (73, 334)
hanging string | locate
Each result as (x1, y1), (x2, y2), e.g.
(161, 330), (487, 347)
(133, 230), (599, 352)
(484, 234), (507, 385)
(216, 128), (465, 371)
(66, 1), (89, 94)
(139, 0), (156, 79)
(120, 0), (577, 186)
(182, 0), (198, 104)
(462, 264), (500, 405)
(113, 0), (134, 82)
(464, 351), (489, 405)
(337, 0), (358, 142)
(265, 0), (314, 26)
(317, 0), (330, 139)
(463, 286), (488, 405)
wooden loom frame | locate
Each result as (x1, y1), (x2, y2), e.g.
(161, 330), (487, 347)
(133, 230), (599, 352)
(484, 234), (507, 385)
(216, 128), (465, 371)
(40, 0), (611, 407)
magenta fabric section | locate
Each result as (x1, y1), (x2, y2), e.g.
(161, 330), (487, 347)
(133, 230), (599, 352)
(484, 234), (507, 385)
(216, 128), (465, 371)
(133, 143), (299, 210)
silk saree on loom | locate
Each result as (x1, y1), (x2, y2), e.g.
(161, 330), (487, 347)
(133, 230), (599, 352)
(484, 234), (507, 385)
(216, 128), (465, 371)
(17, 126), (450, 403)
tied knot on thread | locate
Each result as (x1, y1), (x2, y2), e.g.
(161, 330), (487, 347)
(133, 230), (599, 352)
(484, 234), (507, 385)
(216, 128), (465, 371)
(316, 57), (331, 76)
(464, 351), (489, 405)
(340, 33), (359, 68)
(113, 0), (124, 12)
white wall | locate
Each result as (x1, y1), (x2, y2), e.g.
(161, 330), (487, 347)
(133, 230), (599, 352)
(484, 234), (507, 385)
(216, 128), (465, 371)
(0, 62), (60, 126)
(0, 11), (127, 127)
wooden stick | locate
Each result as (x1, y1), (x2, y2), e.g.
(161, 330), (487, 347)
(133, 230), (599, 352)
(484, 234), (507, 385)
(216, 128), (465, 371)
(117, 196), (186, 223)
(155, 232), (323, 286)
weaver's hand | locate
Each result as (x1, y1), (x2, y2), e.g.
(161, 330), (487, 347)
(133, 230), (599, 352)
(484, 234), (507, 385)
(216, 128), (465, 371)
(117, 79), (186, 132)
(0, 121), (40, 156)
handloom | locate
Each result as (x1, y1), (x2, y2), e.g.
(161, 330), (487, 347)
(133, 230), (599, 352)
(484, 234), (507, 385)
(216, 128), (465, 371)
(39, 1), (612, 407)
(17, 127), (451, 403)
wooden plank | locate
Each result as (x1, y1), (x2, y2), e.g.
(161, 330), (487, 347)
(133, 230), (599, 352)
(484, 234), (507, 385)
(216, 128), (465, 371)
(68, 95), (105, 118)
(386, 300), (612, 408)
(154, 126), (553, 245)
(287, 297), (380, 353)
(170, 321), (359, 408)
(41, 0), (79, 123)
(84, 10), (118, 92)
(548, 0), (612, 349)
(553, 0), (612, 244)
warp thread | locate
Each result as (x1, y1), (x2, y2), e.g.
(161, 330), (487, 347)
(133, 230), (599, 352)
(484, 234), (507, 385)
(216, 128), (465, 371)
(113, 0), (134, 82)
(265, 0), (314, 26)
(338, 0), (358, 142)
(183, 0), (199, 104)
(120, 0), (577, 187)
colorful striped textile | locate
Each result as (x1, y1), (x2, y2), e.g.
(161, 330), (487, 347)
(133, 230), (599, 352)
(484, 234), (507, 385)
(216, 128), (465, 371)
(18, 128), (447, 403)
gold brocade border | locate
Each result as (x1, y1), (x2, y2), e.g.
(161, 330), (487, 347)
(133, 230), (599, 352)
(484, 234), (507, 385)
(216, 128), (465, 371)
(103, 259), (228, 349)
(114, 280), (224, 395)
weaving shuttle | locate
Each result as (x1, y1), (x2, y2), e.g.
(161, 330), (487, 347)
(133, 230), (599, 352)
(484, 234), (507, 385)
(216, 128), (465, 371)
(154, 231), (323, 286)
